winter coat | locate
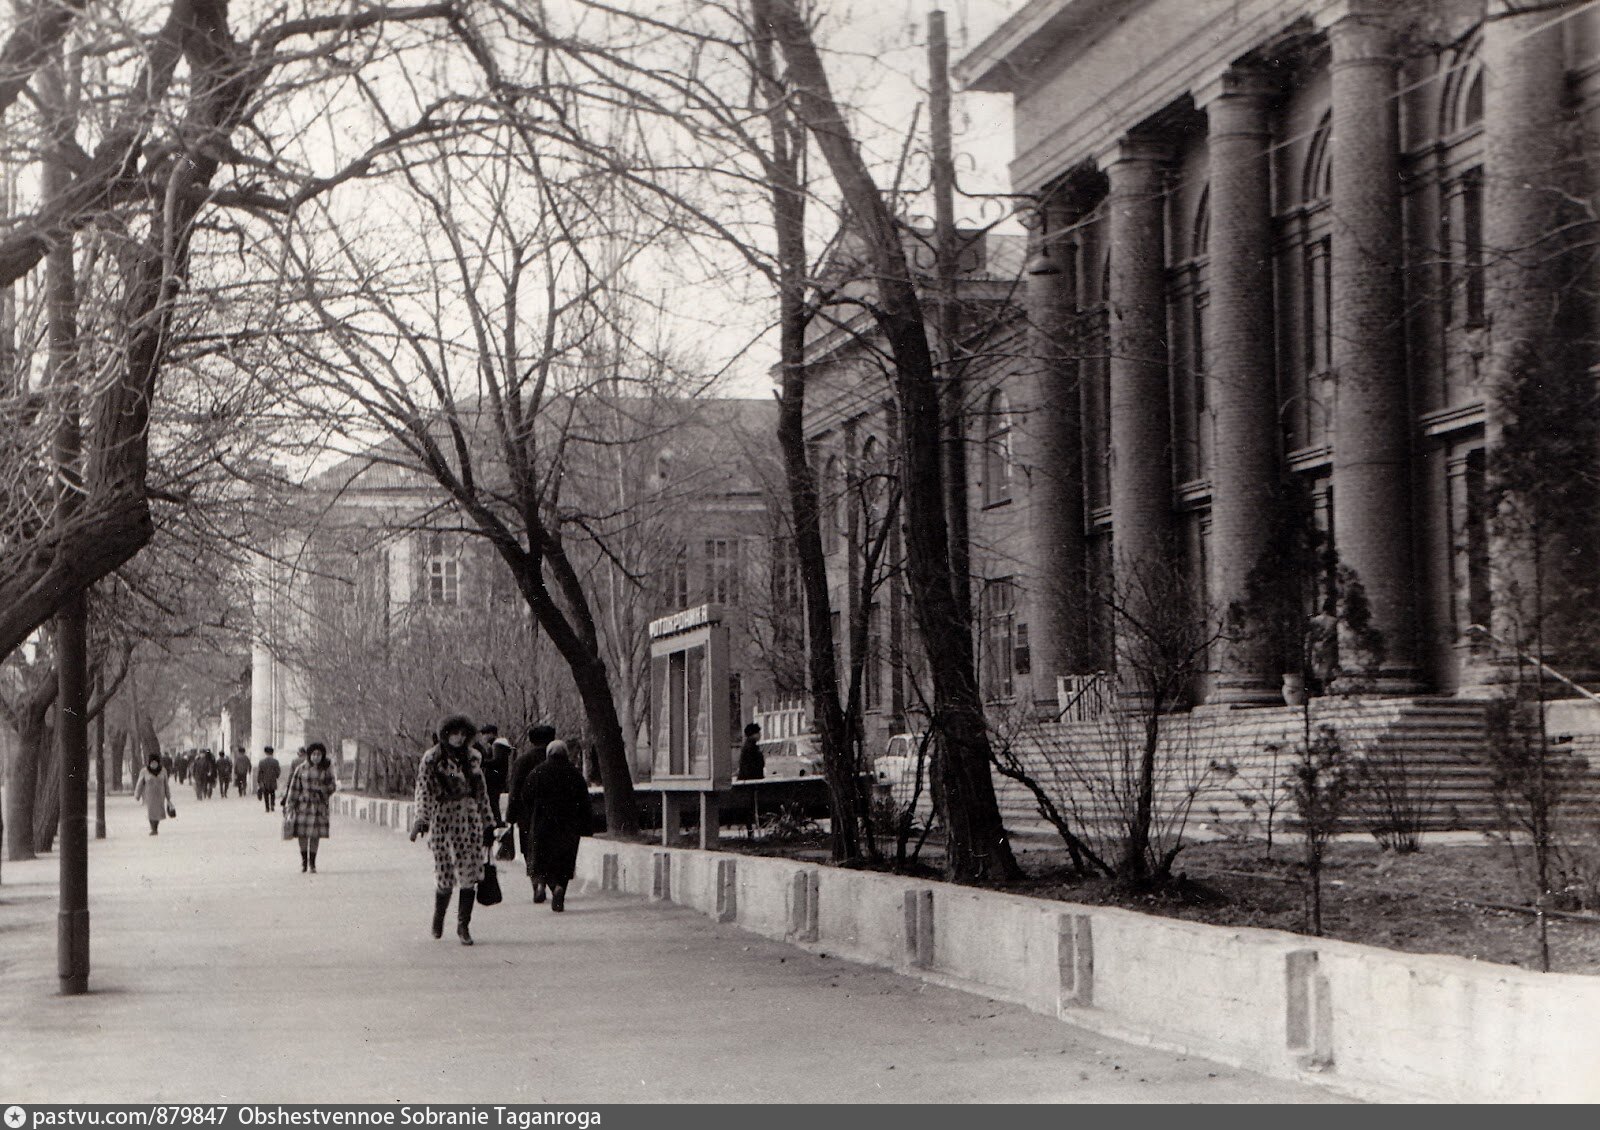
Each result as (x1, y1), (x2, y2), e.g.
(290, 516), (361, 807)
(232, 751), (251, 786)
(504, 742), (550, 839)
(134, 768), (171, 823)
(282, 760), (337, 837)
(524, 752), (591, 885)
(736, 736), (764, 781)
(256, 755), (281, 794)
(481, 738), (513, 796)
(414, 744), (495, 889)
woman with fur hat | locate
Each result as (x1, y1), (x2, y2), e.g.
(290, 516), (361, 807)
(282, 741), (338, 872)
(410, 714), (497, 944)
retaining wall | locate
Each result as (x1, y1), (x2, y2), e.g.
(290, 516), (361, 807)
(332, 797), (1600, 1103)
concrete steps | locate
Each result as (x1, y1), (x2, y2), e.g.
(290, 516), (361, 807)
(995, 695), (1600, 840)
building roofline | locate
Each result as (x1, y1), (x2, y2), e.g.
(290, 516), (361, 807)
(954, 0), (1136, 93)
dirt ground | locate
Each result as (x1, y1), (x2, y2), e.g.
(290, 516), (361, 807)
(724, 827), (1600, 976)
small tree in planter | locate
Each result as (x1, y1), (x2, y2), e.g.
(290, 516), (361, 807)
(1283, 724), (1359, 938)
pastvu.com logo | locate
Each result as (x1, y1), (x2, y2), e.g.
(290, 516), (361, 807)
(4, 1106), (27, 1129)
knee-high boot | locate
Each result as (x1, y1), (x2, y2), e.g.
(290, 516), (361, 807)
(457, 887), (475, 946)
(431, 888), (451, 939)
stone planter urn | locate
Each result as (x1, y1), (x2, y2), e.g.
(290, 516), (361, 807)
(1282, 673), (1308, 707)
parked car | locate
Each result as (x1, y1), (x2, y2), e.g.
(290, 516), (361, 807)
(757, 734), (823, 779)
(875, 732), (935, 819)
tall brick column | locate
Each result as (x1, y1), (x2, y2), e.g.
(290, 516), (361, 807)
(1199, 67), (1282, 705)
(1099, 139), (1174, 677)
(1323, 4), (1421, 692)
(1481, 0), (1588, 670)
(1020, 196), (1088, 691)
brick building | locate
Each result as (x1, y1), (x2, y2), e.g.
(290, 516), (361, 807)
(951, 0), (1600, 711)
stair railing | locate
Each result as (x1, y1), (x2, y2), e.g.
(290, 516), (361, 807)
(1464, 624), (1600, 707)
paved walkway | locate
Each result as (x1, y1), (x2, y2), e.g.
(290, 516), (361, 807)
(0, 792), (1346, 1104)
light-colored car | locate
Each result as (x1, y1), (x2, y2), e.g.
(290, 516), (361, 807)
(757, 735), (823, 779)
(875, 732), (935, 818)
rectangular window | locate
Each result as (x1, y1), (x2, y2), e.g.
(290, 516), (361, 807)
(669, 545), (690, 610)
(706, 538), (740, 605)
(864, 603), (882, 712)
(1304, 237), (1332, 376)
(1461, 168), (1485, 327)
(980, 578), (1017, 701)
(423, 533), (460, 606)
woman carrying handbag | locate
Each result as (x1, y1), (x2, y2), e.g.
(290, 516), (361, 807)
(410, 715), (498, 945)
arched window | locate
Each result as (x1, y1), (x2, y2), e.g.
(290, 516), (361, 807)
(1303, 111), (1333, 206)
(819, 454), (841, 554)
(859, 435), (887, 536)
(982, 389), (1013, 506)
(1441, 47), (1485, 328)
(1303, 112), (1334, 379)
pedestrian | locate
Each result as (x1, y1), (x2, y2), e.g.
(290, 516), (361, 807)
(522, 739), (592, 913)
(257, 746), (281, 812)
(282, 741), (338, 873)
(233, 746), (252, 799)
(215, 748), (230, 798)
(737, 722), (764, 781)
(133, 755), (175, 835)
(192, 750), (214, 801)
(176, 750), (191, 784)
(505, 723), (555, 902)
(410, 714), (497, 945)
(478, 724), (514, 825)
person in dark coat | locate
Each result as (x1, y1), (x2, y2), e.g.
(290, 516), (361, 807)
(133, 756), (174, 835)
(257, 746), (281, 812)
(736, 722), (764, 781)
(233, 746), (251, 798)
(478, 724), (513, 825)
(523, 739), (591, 913)
(411, 714), (496, 945)
(505, 724), (554, 902)
(192, 750), (214, 800)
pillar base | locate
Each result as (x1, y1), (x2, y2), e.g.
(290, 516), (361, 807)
(1328, 666), (1427, 697)
(1208, 675), (1286, 707)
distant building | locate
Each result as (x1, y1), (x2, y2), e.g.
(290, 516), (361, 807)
(249, 397), (783, 780)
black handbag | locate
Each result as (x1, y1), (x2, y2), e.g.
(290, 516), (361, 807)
(477, 857), (503, 906)
(495, 827), (516, 861)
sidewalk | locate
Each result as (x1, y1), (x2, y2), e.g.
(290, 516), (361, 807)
(0, 792), (1346, 1103)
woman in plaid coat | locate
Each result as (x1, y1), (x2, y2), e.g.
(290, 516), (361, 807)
(410, 714), (497, 945)
(282, 742), (338, 873)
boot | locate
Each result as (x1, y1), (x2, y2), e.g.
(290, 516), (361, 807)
(308, 844), (318, 873)
(457, 887), (475, 946)
(551, 884), (566, 913)
(431, 888), (451, 939)
(532, 879), (546, 904)
(300, 846), (308, 873)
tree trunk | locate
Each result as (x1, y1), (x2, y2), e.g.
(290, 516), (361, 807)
(5, 662), (57, 861)
(763, 0), (1019, 880)
(752, 0), (859, 861)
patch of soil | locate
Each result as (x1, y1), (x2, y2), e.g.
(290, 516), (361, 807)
(1000, 838), (1600, 975)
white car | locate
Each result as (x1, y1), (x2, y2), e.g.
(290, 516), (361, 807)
(757, 735), (823, 778)
(875, 733), (935, 817)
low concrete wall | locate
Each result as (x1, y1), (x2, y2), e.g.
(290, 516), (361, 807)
(333, 800), (1599, 1102)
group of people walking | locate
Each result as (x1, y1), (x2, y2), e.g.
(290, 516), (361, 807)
(411, 717), (591, 945)
(129, 717), (593, 945)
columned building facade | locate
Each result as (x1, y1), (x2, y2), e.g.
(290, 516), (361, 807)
(959, 0), (1600, 705)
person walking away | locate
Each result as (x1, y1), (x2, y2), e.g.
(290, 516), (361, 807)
(524, 740), (591, 912)
(215, 749), (230, 798)
(410, 715), (496, 945)
(233, 746), (252, 799)
(505, 724), (554, 902)
(192, 750), (214, 801)
(478, 724), (514, 825)
(282, 742), (338, 873)
(257, 746), (281, 812)
(736, 722), (764, 781)
(134, 755), (175, 835)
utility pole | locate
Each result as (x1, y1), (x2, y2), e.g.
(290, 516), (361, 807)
(929, 10), (972, 620)
(44, 51), (90, 995)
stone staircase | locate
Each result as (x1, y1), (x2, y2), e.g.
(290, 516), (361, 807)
(994, 695), (1599, 840)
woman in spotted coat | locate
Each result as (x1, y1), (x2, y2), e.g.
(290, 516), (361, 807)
(410, 714), (497, 945)
(282, 741), (338, 873)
